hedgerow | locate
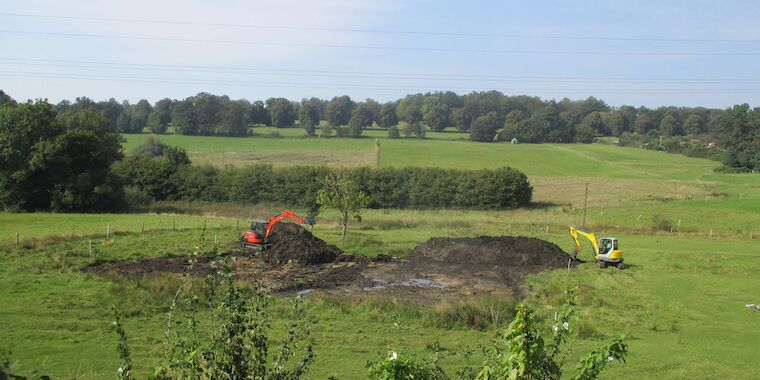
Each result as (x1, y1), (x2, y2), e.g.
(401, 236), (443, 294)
(116, 156), (533, 210)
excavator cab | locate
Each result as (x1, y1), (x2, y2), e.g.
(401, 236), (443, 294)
(250, 219), (268, 236)
(598, 237), (624, 266)
(599, 238), (615, 255)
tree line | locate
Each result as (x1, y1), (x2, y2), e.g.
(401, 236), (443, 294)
(14, 89), (725, 142)
(1, 88), (758, 178)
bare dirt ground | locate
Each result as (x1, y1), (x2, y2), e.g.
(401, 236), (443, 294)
(85, 224), (575, 302)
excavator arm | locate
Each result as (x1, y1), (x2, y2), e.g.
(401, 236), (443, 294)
(569, 226), (598, 259)
(264, 210), (310, 238)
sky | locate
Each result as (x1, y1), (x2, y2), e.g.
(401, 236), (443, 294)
(1, 0), (760, 108)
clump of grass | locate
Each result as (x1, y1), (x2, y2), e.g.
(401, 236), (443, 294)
(424, 298), (518, 330)
(651, 214), (674, 232)
(576, 319), (606, 339)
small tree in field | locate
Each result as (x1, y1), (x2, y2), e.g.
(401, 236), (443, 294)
(316, 171), (369, 240)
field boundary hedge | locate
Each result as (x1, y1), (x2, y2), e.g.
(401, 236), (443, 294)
(120, 160), (533, 210)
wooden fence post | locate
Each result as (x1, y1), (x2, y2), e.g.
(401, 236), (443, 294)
(141, 222), (145, 233)
(89, 240), (93, 258)
(173, 219), (176, 231)
(106, 224), (111, 237)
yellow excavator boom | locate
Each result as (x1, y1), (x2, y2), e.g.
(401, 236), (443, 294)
(569, 226), (598, 258)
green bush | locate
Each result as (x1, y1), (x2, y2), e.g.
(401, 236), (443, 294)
(368, 351), (448, 380)
(651, 214), (673, 232)
(388, 125), (400, 139)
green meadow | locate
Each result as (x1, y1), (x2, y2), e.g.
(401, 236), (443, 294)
(2, 134), (759, 378)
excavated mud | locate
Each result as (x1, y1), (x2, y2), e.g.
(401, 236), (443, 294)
(409, 236), (571, 267)
(264, 223), (342, 265)
(85, 230), (575, 302)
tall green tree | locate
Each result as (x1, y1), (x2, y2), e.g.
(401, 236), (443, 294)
(247, 100), (271, 126)
(604, 111), (627, 137)
(713, 104), (760, 170)
(299, 98), (322, 136)
(396, 95), (423, 125)
(575, 112), (604, 142)
(266, 98), (297, 127)
(450, 107), (471, 131)
(0, 101), (124, 211)
(0, 90), (15, 107)
(129, 99), (153, 134)
(634, 113), (653, 134)
(147, 98), (172, 134)
(316, 171), (369, 240)
(659, 114), (680, 136)
(171, 99), (197, 135)
(469, 112), (501, 142)
(375, 102), (399, 128)
(97, 98), (123, 129)
(218, 99), (249, 136)
(193, 93), (222, 135)
(682, 114), (705, 135)
(325, 95), (354, 126)
(350, 103), (374, 130)
(423, 101), (451, 132)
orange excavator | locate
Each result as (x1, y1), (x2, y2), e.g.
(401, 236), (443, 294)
(240, 210), (315, 250)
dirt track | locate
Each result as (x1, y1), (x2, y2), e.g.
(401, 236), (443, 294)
(85, 225), (575, 302)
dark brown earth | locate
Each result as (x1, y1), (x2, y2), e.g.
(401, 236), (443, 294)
(85, 225), (575, 301)
(264, 223), (342, 265)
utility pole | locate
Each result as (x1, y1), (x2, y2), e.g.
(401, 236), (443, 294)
(375, 139), (381, 168)
(582, 182), (589, 229)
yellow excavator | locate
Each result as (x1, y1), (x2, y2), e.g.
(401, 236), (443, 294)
(569, 226), (626, 269)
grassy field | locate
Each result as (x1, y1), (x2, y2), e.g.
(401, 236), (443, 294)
(123, 133), (717, 178)
(1, 138), (759, 378)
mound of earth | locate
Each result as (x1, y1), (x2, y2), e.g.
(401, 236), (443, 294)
(263, 223), (342, 265)
(409, 236), (572, 268)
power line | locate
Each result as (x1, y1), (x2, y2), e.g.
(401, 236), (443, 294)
(2, 57), (760, 84)
(2, 12), (759, 44)
(3, 70), (760, 94)
(2, 30), (759, 57)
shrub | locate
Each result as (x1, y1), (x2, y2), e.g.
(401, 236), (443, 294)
(651, 214), (673, 232)
(388, 125), (400, 139)
(113, 247), (315, 379)
(368, 351), (448, 380)
(477, 290), (628, 380)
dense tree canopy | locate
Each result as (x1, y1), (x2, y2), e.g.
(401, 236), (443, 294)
(375, 102), (399, 128)
(325, 95), (354, 127)
(299, 98), (322, 136)
(0, 99), (124, 211)
(266, 98), (297, 128)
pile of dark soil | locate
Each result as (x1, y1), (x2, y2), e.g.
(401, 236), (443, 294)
(263, 223), (342, 265)
(409, 236), (572, 268)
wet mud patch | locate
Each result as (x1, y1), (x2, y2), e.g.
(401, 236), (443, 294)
(84, 230), (575, 302)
